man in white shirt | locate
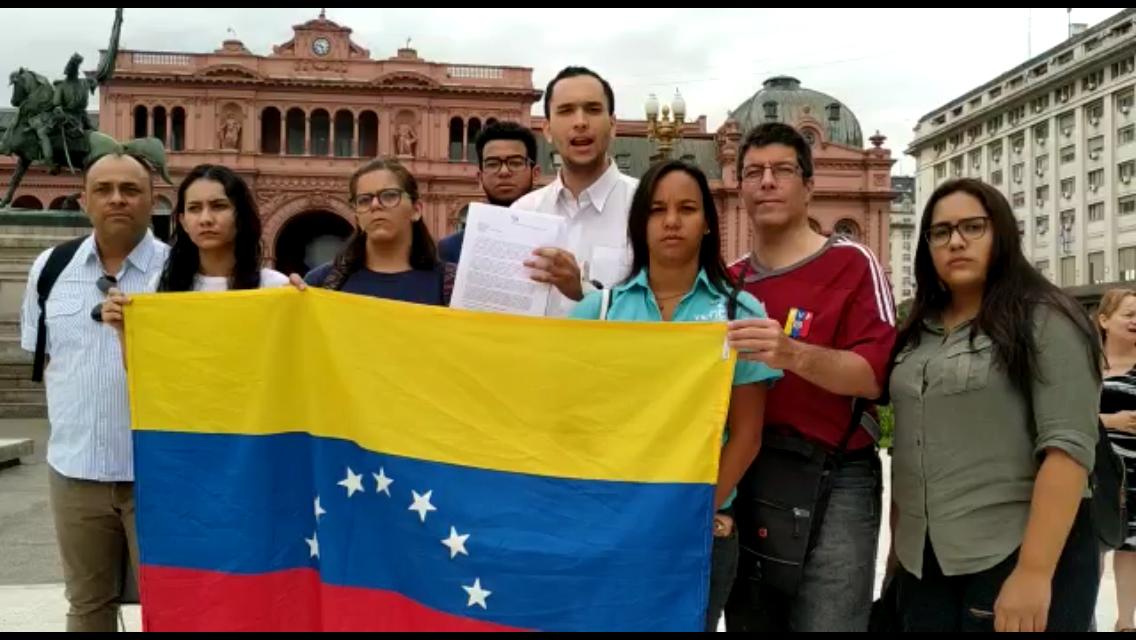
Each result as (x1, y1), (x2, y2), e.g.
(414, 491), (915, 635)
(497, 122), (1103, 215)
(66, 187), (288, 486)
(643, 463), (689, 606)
(20, 144), (169, 632)
(512, 66), (638, 317)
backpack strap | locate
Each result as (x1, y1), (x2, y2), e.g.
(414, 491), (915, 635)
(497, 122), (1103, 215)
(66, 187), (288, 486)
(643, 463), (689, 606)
(32, 236), (87, 382)
(727, 260), (752, 321)
(833, 398), (866, 459)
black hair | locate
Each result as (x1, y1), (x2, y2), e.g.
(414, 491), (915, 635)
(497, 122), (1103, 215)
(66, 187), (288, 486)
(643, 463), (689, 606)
(543, 66), (615, 119)
(736, 122), (814, 181)
(158, 164), (264, 291)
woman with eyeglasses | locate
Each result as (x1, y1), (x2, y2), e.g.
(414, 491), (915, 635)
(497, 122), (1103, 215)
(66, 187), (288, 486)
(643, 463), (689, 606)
(887, 178), (1102, 632)
(304, 158), (454, 305)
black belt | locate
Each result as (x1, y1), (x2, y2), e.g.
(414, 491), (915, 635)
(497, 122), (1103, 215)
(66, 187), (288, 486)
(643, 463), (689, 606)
(763, 424), (877, 465)
(840, 446), (878, 464)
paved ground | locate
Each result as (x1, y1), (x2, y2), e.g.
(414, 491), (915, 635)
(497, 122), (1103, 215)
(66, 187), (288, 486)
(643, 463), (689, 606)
(0, 419), (58, 586)
(0, 418), (1121, 631)
(0, 419), (140, 631)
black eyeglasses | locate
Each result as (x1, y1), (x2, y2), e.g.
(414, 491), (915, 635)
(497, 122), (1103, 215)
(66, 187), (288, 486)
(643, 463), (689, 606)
(89, 275), (117, 322)
(924, 216), (990, 248)
(352, 189), (406, 211)
(482, 156), (533, 173)
(740, 162), (801, 183)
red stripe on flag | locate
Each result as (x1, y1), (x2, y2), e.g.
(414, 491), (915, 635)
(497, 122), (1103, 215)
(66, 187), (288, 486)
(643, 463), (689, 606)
(140, 565), (527, 632)
(799, 312), (813, 338)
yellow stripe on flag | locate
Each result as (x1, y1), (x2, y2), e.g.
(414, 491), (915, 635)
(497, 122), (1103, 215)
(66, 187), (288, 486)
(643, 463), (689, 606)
(125, 288), (734, 485)
(784, 308), (798, 336)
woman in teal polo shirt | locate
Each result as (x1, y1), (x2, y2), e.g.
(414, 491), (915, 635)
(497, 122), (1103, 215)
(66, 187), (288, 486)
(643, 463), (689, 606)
(571, 160), (781, 631)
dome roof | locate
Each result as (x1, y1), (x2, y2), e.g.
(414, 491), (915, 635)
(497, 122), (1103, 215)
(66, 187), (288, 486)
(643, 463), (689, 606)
(730, 76), (864, 148)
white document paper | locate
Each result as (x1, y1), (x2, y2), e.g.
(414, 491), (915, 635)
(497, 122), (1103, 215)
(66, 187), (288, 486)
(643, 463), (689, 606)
(450, 203), (567, 316)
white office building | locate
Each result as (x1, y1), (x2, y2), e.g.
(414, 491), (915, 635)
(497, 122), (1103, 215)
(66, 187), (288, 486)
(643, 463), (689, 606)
(907, 9), (1136, 288)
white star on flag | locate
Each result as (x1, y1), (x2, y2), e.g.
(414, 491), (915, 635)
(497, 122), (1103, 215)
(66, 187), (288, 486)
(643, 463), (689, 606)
(409, 490), (436, 523)
(373, 468), (393, 497)
(338, 467), (364, 498)
(305, 532), (319, 558)
(441, 526), (470, 559)
(314, 496), (326, 521)
(462, 578), (491, 609)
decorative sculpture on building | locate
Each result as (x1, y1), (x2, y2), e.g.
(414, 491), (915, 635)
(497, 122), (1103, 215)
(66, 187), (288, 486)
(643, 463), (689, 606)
(395, 123), (418, 157)
(219, 114), (242, 150)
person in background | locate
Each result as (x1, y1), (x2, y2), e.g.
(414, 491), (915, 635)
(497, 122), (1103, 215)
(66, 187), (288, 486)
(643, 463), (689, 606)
(439, 121), (540, 263)
(1096, 288), (1136, 632)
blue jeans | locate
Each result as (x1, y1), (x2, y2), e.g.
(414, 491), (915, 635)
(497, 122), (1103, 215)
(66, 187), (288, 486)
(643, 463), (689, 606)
(725, 455), (883, 632)
(707, 526), (739, 631)
(896, 500), (1099, 632)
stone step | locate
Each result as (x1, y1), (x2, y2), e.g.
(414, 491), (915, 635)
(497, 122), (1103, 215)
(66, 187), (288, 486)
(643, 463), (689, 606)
(0, 247), (43, 254)
(0, 263), (40, 273)
(0, 363), (32, 379)
(0, 339), (31, 365)
(0, 235), (79, 250)
(0, 225), (88, 236)
(0, 388), (45, 404)
(0, 250), (46, 256)
(0, 376), (42, 389)
(0, 403), (46, 419)
(0, 437), (34, 467)
(0, 262), (46, 274)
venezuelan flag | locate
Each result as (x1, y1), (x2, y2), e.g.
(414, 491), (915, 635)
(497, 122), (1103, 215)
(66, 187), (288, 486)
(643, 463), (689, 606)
(783, 307), (813, 339)
(126, 288), (735, 632)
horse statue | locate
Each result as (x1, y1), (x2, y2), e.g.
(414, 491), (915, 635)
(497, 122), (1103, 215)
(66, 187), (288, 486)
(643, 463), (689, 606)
(0, 8), (123, 208)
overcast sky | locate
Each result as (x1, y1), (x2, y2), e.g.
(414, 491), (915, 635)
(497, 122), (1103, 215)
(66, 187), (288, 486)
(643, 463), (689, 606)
(0, 7), (1126, 174)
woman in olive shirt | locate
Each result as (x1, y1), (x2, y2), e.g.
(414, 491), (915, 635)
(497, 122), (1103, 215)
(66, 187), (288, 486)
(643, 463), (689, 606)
(889, 178), (1102, 632)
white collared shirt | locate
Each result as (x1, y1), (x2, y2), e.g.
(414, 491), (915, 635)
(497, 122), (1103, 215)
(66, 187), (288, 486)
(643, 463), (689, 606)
(20, 231), (169, 481)
(511, 160), (638, 317)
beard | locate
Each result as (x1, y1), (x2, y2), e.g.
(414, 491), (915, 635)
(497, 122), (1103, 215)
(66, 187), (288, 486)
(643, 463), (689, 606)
(487, 195), (517, 207)
(486, 180), (534, 208)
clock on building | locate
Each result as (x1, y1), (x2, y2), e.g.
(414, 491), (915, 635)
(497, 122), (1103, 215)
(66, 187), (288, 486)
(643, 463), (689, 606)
(312, 37), (331, 56)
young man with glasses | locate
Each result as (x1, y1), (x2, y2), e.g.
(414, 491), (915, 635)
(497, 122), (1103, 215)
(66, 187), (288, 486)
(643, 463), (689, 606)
(723, 122), (896, 632)
(438, 121), (541, 264)
(19, 146), (168, 632)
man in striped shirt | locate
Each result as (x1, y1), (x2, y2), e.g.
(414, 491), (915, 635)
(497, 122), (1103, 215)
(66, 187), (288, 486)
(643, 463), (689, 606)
(723, 123), (896, 632)
(20, 150), (168, 631)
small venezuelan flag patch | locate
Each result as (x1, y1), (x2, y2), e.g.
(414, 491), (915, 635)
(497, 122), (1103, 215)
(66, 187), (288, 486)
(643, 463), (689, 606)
(783, 307), (814, 339)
